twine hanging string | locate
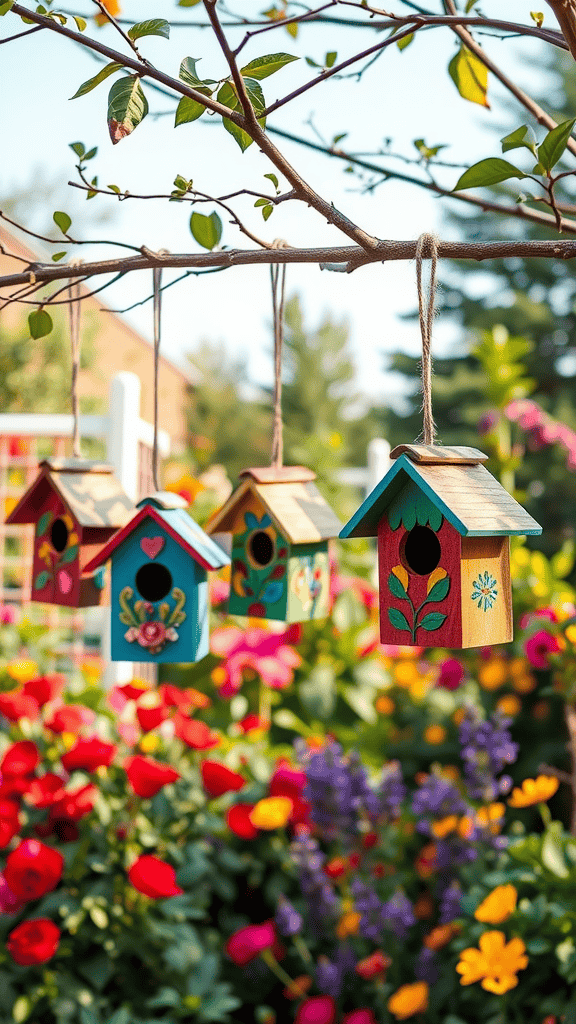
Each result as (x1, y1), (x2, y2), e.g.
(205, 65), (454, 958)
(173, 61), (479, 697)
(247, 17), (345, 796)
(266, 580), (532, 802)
(152, 262), (164, 493)
(270, 239), (289, 469)
(67, 259), (83, 459)
(415, 232), (439, 447)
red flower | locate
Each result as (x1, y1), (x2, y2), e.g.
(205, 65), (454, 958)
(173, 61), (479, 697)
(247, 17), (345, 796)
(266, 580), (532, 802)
(50, 784), (97, 823)
(128, 855), (183, 899)
(269, 762), (306, 800)
(201, 761), (246, 798)
(173, 714), (220, 750)
(0, 800), (21, 848)
(362, 832), (378, 849)
(44, 704), (95, 734)
(355, 950), (392, 980)
(343, 1012), (378, 1024)
(7, 918), (60, 965)
(159, 684), (193, 709)
(0, 874), (26, 914)
(227, 804), (258, 840)
(0, 691), (39, 722)
(61, 737), (116, 773)
(23, 674), (65, 707)
(1, 740), (40, 778)
(124, 755), (180, 798)
(24, 774), (65, 809)
(324, 857), (348, 879)
(117, 682), (149, 701)
(295, 996), (337, 1024)
(136, 704), (168, 732)
(225, 921), (276, 966)
(239, 713), (266, 733)
(5, 839), (64, 901)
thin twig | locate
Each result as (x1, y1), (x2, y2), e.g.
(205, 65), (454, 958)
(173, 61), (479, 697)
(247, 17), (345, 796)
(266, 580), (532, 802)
(91, 0), (148, 62)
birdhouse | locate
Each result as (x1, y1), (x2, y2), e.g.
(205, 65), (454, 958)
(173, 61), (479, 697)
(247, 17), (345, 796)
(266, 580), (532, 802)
(6, 459), (135, 607)
(84, 492), (230, 663)
(206, 467), (341, 623)
(340, 445), (542, 649)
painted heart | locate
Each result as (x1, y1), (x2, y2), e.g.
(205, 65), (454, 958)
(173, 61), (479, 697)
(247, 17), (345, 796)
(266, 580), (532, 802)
(140, 536), (165, 559)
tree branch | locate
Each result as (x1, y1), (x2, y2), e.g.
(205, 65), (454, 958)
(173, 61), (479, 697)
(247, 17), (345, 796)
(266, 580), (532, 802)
(546, 0), (576, 62)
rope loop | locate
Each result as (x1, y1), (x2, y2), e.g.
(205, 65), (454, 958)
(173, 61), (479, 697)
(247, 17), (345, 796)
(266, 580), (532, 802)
(67, 257), (84, 459)
(415, 232), (439, 447)
(152, 252), (169, 493)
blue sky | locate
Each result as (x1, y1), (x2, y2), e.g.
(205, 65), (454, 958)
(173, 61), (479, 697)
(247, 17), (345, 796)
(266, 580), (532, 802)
(0, 2), (558, 403)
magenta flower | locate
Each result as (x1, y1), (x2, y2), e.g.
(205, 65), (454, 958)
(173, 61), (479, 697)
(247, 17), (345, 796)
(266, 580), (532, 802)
(525, 629), (561, 669)
(210, 625), (301, 697)
(437, 658), (465, 691)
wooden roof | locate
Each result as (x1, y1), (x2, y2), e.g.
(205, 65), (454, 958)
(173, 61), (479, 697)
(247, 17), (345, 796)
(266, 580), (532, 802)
(206, 473), (341, 544)
(390, 444), (488, 465)
(340, 452), (542, 539)
(84, 503), (230, 573)
(6, 460), (135, 529)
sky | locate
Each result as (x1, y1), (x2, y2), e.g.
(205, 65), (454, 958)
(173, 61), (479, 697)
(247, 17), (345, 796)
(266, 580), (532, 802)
(0, 1), (560, 410)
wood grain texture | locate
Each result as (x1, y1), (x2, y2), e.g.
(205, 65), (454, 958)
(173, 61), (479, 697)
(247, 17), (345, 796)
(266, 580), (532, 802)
(240, 466), (317, 484)
(207, 478), (341, 544)
(390, 445), (488, 465)
(460, 536), (512, 648)
(413, 462), (542, 535)
(546, 0), (576, 61)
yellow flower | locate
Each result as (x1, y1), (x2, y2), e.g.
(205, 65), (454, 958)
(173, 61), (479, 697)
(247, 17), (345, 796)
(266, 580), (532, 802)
(452, 707), (466, 726)
(376, 695), (395, 716)
(431, 815), (459, 839)
(476, 803), (505, 834)
(394, 661), (418, 687)
(38, 541), (51, 560)
(68, 532), (79, 548)
(456, 930), (528, 994)
(140, 733), (159, 754)
(427, 567), (447, 594)
(508, 775), (559, 808)
(249, 796), (293, 830)
(424, 724), (446, 745)
(387, 981), (429, 1020)
(336, 910), (361, 939)
(478, 658), (507, 691)
(564, 624), (576, 644)
(61, 732), (76, 749)
(391, 564), (409, 591)
(496, 695), (521, 717)
(508, 657), (529, 680)
(474, 885), (517, 924)
(442, 765), (460, 782)
(7, 659), (38, 683)
(512, 674), (536, 694)
(211, 666), (228, 687)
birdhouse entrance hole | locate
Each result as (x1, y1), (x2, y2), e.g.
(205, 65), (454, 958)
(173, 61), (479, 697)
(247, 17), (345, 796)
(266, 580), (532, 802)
(401, 525), (441, 576)
(50, 518), (69, 553)
(248, 531), (275, 567)
(136, 563), (173, 602)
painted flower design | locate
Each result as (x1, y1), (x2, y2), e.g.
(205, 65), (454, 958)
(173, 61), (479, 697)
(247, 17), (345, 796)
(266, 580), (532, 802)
(124, 621), (178, 651)
(34, 511), (79, 595)
(471, 571), (498, 611)
(120, 586), (186, 654)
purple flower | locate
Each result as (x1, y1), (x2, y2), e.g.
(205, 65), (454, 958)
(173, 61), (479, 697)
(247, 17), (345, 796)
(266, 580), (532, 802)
(411, 774), (468, 832)
(316, 955), (341, 998)
(378, 761), (406, 819)
(299, 740), (358, 840)
(381, 891), (415, 938)
(348, 749), (380, 820)
(290, 834), (339, 931)
(439, 881), (462, 924)
(415, 946), (439, 984)
(275, 896), (302, 937)
(458, 708), (518, 800)
(350, 878), (386, 942)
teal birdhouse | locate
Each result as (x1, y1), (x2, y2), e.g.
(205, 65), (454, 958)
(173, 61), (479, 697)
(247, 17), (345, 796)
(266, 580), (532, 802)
(84, 492), (230, 663)
(206, 467), (341, 623)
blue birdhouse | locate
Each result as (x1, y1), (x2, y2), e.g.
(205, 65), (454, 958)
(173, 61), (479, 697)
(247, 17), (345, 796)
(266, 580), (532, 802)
(84, 492), (229, 663)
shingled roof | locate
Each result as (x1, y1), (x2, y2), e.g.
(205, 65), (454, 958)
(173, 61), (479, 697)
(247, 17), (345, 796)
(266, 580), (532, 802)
(340, 446), (542, 539)
(206, 467), (341, 545)
(6, 459), (135, 529)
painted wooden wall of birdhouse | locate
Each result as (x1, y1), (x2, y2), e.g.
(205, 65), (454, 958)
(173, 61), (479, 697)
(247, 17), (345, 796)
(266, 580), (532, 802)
(287, 543), (330, 623)
(109, 516), (206, 663)
(377, 506), (462, 649)
(229, 493), (290, 620)
(32, 490), (82, 606)
(460, 536), (512, 648)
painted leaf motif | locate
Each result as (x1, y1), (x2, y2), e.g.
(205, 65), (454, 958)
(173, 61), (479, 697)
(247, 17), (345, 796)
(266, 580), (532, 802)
(232, 559), (247, 577)
(107, 76), (149, 144)
(60, 545), (79, 564)
(244, 513), (261, 530)
(36, 511), (53, 537)
(270, 564), (286, 579)
(388, 607), (411, 632)
(419, 612), (447, 631)
(388, 571), (409, 601)
(34, 571), (50, 590)
(261, 580), (284, 603)
(426, 576), (450, 603)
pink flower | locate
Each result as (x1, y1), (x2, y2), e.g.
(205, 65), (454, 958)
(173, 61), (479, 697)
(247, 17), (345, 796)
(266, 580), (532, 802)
(343, 1012), (378, 1024)
(0, 874), (26, 915)
(295, 996), (336, 1024)
(330, 570), (378, 612)
(210, 625), (301, 696)
(0, 605), (16, 625)
(138, 622), (167, 648)
(225, 921), (276, 966)
(525, 629), (561, 669)
(437, 658), (465, 691)
(210, 577), (230, 606)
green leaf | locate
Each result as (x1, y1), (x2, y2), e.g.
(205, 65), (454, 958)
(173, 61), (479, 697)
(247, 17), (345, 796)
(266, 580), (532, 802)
(77, 951), (114, 991)
(425, 576), (450, 603)
(531, 10), (544, 26)
(265, 172), (279, 189)
(37, 511), (53, 536)
(501, 124), (538, 158)
(419, 611), (447, 631)
(388, 607), (411, 632)
(107, 76), (148, 144)
(223, 117), (253, 152)
(53, 211), (71, 235)
(397, 32), (414, 51)
(239, 52), (298, 80)
(34, 571), (50, 590)
(175, 96), (205, 127)
(454, 158), (526, 191)
(70, 62), (123, 100)
(0, 1), (15, 15)
(542, 821), (570, 878)
(262, 204), (273, 221)
(325, 51), (337, 68)
(60, 545), (79, 564)
(69, 141), (86, 157)
(537, 118), (576, 175)
(178, 0), (202, 5)
(190, 211), (222, 250)
(128, 18), (170, 40)
(388, 571), (409, 601)
(448, 44), (489, 107)
(72, 15), (86, 30)
(52, 251), (67, 262)
(28, 308), (53, 339)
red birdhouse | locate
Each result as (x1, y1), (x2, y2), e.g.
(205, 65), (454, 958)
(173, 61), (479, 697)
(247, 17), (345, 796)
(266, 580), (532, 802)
(6, 458), (135, 607)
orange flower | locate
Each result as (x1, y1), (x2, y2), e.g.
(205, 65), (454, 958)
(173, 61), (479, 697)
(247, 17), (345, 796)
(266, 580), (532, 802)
(424, 724), (446, 745)
(456, 931), (528, 994)
(476, 802), (505, 835)
(478, 658), (507, 691)
(431, 815), (459, 839)
(415, 843), (437, 878)
(424, 922), (460, 950)
(474, 885), (517, 924)
(249, 797), (293, 830)
(508, 775), (559, 808)
(496, 695), (521, 717)
(336, 911), (361, 939)
(95, 0), (121, 26)
(387, 981), (429, 1020)
(375, 695), (395, 716)
(413, 891), (434, 920)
